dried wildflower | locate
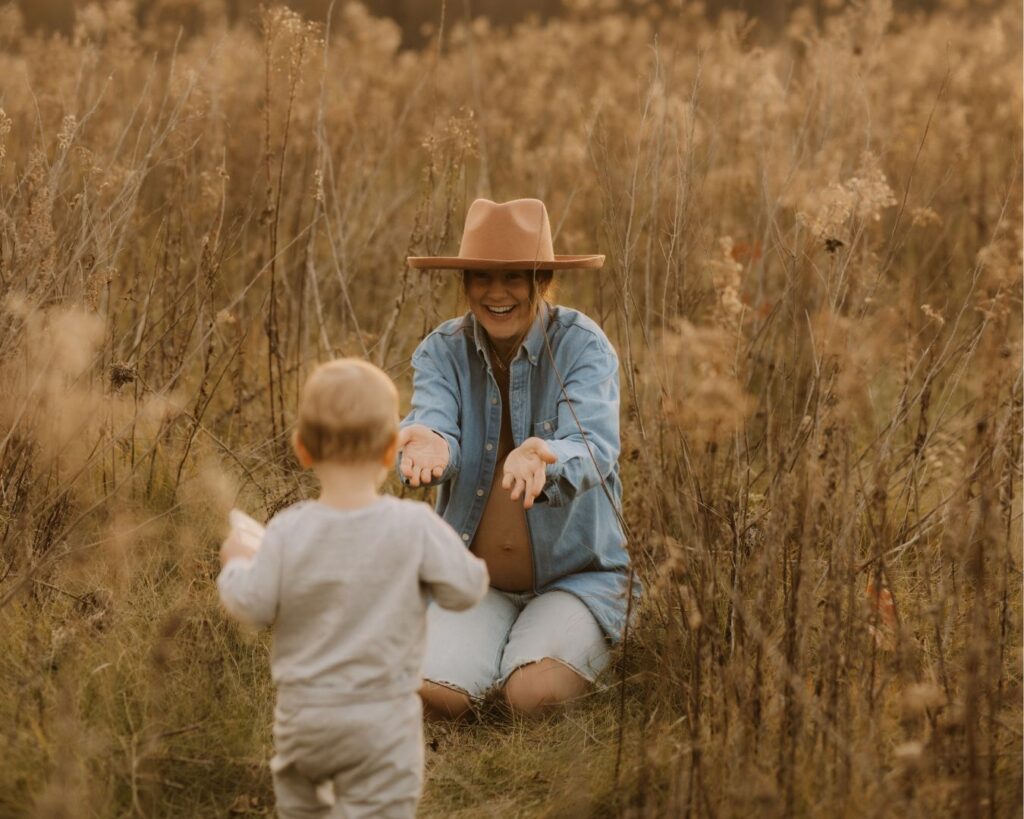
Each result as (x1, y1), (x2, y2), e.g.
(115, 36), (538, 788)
(920, 303), (945, 326)
(656, 320), (755, 443)
(19, 150), (57, 287)
(923, 428), (966, 495)
(797, 151), (897, 239)
(0, 107), (11, 165)
(705, 236), (746, 334)
(865, 577), (897, 650)
(974, 291), (1012, 321)
(313, 168), (325, 204)
(74, 3), (108, 43)
(893, 741), (925, 763)
(109, 362), (136, 389)
(0, 4), (23, 46)
(902, 682), (947, 714)
(911, 206), (942, 228)
(0, 303), (110, 486)
(680, 582), (703, 630)
(975, 225), (1022, 294)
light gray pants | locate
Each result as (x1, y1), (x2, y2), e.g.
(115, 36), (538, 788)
(271, 695), (423, 819)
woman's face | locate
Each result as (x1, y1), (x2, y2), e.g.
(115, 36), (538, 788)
(464, 269), (547, 343)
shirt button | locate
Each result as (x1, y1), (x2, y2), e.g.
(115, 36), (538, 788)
(491, 397), (498, 405)
(461, 533), (470, 542)
(476, 488), (484, 497)
(544, 422), (552, 431)
(485, 443), (493, 451)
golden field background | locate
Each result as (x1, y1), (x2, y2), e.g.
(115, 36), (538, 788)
(0, 0), (1021, 815)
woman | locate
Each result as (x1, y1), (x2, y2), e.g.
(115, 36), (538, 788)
(397, 198), (636, 719)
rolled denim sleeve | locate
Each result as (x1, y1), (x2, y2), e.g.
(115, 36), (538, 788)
(398, 335), (463, 487)
(542, 333), (620, 507)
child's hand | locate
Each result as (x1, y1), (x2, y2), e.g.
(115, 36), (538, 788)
(398, 424), (450, 487)
(219, 529), (258, 567)
(502, 437), (557, 509)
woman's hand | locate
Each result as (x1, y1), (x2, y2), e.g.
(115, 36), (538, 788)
(502, 437), (557, 509)
(398, 424), (451, 487)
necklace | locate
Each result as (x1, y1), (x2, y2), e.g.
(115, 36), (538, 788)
(492, 348), (515, 371)
(489, 338), (518, 371)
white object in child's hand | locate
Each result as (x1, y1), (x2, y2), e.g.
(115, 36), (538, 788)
(229, 509), (265, 551)
(315, 780), (336, 807)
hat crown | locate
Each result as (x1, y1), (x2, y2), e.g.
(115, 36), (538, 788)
(457, 198), (555, 264)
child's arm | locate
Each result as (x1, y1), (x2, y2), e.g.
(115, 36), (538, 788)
(217, 521), (283, 628)
(418, 508), (489, 610)
(220, 529), (258, 566)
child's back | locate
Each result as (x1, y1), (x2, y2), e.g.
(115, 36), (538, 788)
(220, 496), (487, 706)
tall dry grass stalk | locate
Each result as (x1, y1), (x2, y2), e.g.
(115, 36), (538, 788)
(0, 0), (1020, 815)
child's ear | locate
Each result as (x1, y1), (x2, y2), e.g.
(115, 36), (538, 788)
(380, 433), (399, 466)
(292, 431), (314, 469)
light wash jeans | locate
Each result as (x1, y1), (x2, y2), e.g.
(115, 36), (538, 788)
(422, 587), (611, 698)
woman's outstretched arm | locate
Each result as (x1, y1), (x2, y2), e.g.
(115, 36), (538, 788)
(541, 331), (620, 507)
(398, 335), (463, 487)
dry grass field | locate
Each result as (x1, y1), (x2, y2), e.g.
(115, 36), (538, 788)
(0, 0), (1021, 816)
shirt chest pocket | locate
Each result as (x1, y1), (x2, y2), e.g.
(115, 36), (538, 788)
(533, 416), (558, 440)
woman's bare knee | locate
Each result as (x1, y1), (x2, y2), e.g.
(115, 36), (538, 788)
(419, 681), (473, 720)
(503, 658), (589, 716)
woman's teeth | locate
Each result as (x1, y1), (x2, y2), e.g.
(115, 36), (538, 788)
(486, 305), (514, 315)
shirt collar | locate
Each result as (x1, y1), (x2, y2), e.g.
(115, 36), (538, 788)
(470, 300), (550, 369)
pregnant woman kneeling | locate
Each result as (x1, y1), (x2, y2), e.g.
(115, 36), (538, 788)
(398, 198), (636, 718)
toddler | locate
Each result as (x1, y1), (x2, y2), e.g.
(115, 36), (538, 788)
(218, 358), (489, 818)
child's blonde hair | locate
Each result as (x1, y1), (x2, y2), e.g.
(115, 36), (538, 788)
(296, 358), (398, 463)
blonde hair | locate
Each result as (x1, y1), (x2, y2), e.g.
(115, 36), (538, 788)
(296, 358), (399, 464)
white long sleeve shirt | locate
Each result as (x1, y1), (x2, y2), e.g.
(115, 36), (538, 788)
(217, 496), (489, 706)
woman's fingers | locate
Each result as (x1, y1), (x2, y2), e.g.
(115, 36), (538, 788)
(533, 439), (557, 464)
(401, 437), (448, 487)
(396, 426), (415, 449)
(521, 467), (543, 509)
(400, 449), (419, 479)
(510, 475), (526, 501)
(527, 467), (546, 505)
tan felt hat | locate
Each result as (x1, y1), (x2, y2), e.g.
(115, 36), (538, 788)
(407, 198), (604, 271)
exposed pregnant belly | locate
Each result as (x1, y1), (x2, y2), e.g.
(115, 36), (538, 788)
(471, 457), (534, 592)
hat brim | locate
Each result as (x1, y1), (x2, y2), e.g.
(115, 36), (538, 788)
(406, 255), (605, 271)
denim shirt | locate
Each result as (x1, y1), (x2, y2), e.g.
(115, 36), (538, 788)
(398, 301), (637, 643)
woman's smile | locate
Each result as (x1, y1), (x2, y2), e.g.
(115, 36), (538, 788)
(483, 303), (519, 325)
(465, 270), (535, 341)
